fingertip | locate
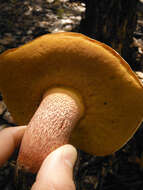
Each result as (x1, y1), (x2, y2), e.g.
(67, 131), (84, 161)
(10, 125), (27, 146)
(36, 144), (77, 180)
(32, 145), (77, 190)
(0, 126), (26, 166)
(60, 144), (77, 169)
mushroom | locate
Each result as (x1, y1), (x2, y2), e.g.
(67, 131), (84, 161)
(0, 32), (143, 174)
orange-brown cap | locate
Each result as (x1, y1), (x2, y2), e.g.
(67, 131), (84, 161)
(0, 32), (143, 156)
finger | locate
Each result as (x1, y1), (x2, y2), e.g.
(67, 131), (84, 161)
(32, 144), (77, 190)
(0, 126), (26, 166)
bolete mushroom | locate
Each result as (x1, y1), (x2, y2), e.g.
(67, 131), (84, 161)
(0, 32), (143, 174)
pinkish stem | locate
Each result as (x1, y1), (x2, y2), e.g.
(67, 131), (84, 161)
(17, 88), (84, 173)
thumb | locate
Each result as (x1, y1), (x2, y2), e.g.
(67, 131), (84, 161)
(31, 144), (77, 190)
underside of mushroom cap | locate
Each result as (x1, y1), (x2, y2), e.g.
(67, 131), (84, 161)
(0, 32), (143, 156)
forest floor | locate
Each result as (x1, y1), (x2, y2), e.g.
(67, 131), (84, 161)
(0, 0), (143, 190)
(0, 0), (85, 53)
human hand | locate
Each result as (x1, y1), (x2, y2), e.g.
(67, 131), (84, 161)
(31, 144), (77, 190)
(0, 126), (77, 190)
(0, 126), (26, 166)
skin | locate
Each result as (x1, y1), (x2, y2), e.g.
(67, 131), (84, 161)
(0, 126), (77, 190)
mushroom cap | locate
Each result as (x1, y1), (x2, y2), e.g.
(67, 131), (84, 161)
(0, 32), (143, 156)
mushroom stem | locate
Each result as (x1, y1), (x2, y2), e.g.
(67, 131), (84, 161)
(17, 88), (84, 173)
